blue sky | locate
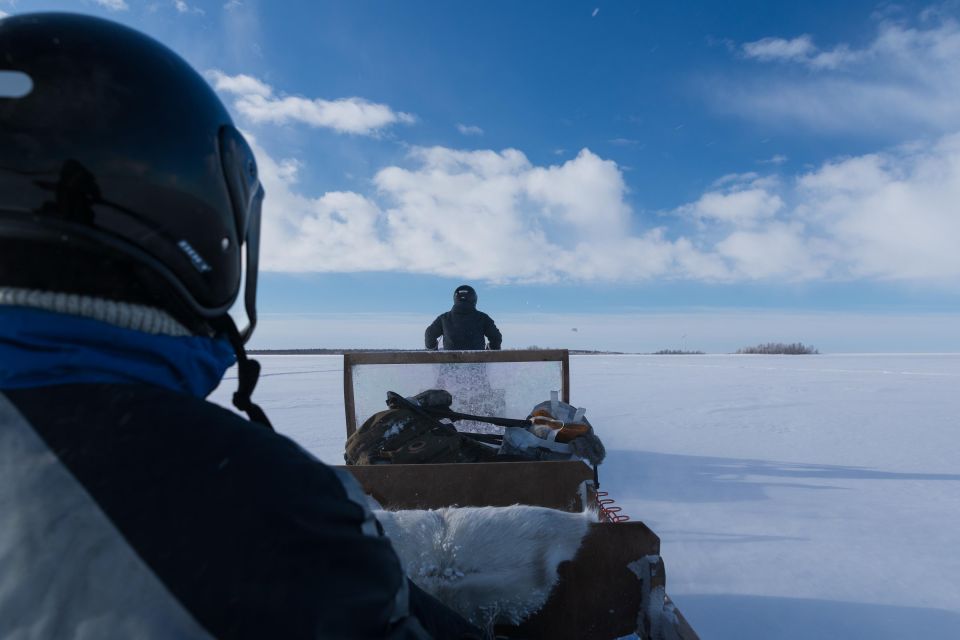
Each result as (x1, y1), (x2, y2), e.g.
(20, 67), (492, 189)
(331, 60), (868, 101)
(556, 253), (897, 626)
(4, 0), (960, 351)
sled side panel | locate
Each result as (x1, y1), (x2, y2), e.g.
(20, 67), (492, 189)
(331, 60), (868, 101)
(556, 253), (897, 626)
(341, 460), (594, 512)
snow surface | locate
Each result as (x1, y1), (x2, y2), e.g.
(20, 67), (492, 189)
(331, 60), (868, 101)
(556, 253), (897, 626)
(210, 353), (960, 639)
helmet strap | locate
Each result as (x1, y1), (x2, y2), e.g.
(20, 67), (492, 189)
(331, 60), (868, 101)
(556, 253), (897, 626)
(213, 315), (273, 431)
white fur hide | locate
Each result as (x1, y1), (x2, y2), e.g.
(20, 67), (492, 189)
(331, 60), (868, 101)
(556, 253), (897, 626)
(375, 505), (594, 628)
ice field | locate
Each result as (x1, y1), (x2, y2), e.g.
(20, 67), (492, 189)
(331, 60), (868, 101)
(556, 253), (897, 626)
(210, 353), (960, 639)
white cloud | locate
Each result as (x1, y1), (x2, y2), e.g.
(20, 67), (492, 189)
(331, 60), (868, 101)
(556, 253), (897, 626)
(525, 149), (631, 232)
(741, 34), (859, 70)
(795, 135), (960, 280)
(691, 189), (784, 225)
(247, 128), (960, 286)
(0, 10), (8, 18)
(224, 0), (242, 8)
(715, 223), (824, 279)
(251, 139), (718, 282)
(760, 154), (789, 165)
(681, 132), (960, 282)
(677, 174), (783, 226)
(206, 69), (415, 136)
(456, 123), (484, 136)
(207, 71), (271, 97)
(173, 0), (204, 14)
(94, 0), (129, 10)
(720, 12), (960, 133)
(742, 35), (817, 62)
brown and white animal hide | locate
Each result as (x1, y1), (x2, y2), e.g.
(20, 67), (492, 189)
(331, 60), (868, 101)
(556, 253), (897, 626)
(375, 505), (595, 629)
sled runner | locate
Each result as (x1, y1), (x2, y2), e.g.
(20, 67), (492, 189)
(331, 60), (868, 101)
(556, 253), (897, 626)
(339, 349), (698, 640)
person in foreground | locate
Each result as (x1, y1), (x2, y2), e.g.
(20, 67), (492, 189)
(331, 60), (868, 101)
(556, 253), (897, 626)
(0, 13), (480, 639)
(425, 285), (503, 351)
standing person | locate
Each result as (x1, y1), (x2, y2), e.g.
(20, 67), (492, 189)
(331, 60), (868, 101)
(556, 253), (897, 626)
(0, 13), (479, 639)
(424, 285), (502, 351)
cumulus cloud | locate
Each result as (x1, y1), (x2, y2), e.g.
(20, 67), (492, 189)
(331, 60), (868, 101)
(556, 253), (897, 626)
(247, 129), (960, 285)
(795, 135), (960, 280)
(456, 123), (484, 136)
(206, 69), (415, 135)
(678, 133), (960, 282)
(678, 174), (784, 226)
(250, 139), (721, 282)
(715, 223), (824, 279)
(719, 11), (960, 133)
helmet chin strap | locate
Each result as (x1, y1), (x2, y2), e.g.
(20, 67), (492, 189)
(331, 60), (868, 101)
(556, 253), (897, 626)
(213, 315), (273, 431)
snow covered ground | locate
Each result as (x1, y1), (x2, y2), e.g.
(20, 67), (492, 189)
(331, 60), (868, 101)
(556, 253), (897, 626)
(210, 353), (960, 639)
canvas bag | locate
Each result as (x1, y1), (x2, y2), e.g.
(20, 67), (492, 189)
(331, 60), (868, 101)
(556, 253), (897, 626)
(345, 406), (498, 465)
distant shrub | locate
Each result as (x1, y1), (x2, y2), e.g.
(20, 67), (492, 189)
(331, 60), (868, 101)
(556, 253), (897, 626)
(652, 349), (705, 355)
(736, 342), (819, 355)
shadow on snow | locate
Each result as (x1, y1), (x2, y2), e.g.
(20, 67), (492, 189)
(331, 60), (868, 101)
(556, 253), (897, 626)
(599, 449), (960, 504)
(673, 594), (960, 640)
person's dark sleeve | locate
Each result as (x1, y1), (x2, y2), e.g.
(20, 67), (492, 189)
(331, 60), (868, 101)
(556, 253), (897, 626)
(483, 315), (502, 350)
(424, 315), (443, 350)
(4, 384), (453, 639)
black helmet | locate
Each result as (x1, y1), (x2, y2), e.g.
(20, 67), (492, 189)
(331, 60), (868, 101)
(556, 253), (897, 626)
(0, 12), (262, 341)
(453, 284), (477, 306)
(0, 13), (271, 427)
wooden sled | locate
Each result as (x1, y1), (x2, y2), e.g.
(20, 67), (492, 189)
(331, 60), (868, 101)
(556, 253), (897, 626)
(341, 350), (699, 640)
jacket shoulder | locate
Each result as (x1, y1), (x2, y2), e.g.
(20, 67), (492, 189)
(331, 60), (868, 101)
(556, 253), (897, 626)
(4, 383), (405, 637)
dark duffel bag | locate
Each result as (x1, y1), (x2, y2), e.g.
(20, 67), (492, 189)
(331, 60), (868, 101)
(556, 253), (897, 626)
(345, 407), (497, 465)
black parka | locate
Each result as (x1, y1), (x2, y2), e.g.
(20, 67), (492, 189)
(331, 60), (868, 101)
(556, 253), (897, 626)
(425, 300), (502, 350)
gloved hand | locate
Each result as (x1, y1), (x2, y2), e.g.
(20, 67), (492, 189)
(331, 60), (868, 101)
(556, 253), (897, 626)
(410, 389), (454, 410)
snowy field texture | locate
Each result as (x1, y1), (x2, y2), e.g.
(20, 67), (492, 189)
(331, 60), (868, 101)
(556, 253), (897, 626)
(210, 353), (960, 639)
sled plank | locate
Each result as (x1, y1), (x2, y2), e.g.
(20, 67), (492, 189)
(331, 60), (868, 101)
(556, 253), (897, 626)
(345, 349), (570, 366)
(341, 460), (594, 512)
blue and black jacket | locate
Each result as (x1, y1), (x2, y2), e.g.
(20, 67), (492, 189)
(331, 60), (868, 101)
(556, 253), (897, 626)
(0, 305), (477, 639)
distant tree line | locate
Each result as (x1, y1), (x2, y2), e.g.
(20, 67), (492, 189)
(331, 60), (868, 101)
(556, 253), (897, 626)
(736, 342), (819, 355)
(652, 349), (705, 355)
